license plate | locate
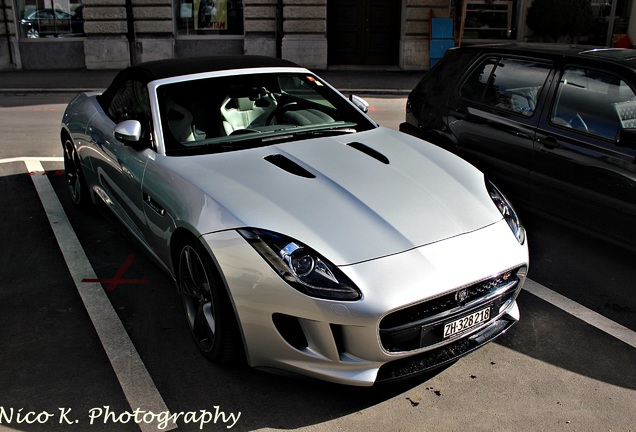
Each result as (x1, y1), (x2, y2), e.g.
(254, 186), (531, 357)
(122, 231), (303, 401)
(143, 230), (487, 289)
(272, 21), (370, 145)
(443, 306), (491, 338)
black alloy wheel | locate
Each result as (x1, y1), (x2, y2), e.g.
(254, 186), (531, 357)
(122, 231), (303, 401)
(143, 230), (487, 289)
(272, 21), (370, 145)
(178, 240), (242, 363)
(63, 139), (90, 208)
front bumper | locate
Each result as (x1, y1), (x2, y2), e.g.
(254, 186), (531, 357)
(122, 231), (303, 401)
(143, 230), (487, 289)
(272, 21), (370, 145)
(377, 302), (518, 383)
(202, 219), (529, 386)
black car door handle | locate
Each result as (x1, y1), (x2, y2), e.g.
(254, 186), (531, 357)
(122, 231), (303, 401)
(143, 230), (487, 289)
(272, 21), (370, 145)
(450, 108), (482, 123)
(450, 107), (469, 120)
(537, 135), (560, 150)
(143, 193), (166, 216)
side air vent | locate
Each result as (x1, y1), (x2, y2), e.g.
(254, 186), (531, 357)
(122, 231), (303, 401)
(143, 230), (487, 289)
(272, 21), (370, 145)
(347, 142), (390, 165)
(264, 154), (316, 178)
(273, 313), (308, 349)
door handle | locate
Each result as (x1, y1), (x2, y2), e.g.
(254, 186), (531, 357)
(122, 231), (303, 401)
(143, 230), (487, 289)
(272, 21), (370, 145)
(143, 193), (166, 216)
(537, 135), (560, 150)
(449, 108), (467, 120)
(513, 131), (532, 140)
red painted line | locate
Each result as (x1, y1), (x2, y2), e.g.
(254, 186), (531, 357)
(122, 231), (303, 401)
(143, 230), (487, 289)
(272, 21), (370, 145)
(82, 253), (149, 292)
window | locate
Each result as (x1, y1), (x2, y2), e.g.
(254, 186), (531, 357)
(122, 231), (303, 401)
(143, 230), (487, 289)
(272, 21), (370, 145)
(551, 67), (636, 140)
(16, 0), (84, 39)
(156, 73), (374, 155)
(106, 80), (152, 144)
(460, 0), (514, 40)
(459, 56), (551, 117)
(278, 75), (336, 110)
(176, 0), (244, 36)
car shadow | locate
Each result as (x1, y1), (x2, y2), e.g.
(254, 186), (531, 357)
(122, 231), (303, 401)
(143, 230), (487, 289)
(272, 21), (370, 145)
(495, 210), (636, 392)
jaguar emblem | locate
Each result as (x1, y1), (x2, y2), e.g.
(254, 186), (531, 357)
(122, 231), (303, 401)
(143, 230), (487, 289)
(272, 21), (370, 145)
(455, 288), (468, 303)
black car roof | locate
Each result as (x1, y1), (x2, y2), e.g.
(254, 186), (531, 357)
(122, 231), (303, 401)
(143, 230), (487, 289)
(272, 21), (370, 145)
(100, 55), (301, 107)
(456, 43), (636, 67)
(125, 55), (300, 82)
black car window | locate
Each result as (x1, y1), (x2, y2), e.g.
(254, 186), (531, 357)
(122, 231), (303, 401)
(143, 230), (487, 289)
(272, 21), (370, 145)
(157, 72), (374, 156)
(551, 67), (636, 140)
(35, 10), (54, 19)
(107, 79), (152, 143)
(459, 56), (551, 117)
(107, 80), (149, 121)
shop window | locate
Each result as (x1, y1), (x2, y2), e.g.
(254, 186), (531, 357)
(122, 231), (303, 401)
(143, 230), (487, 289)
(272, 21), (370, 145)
(176, 0), (244, 36)
(457, 0), (514, 40)
(16, 0), (84, 39)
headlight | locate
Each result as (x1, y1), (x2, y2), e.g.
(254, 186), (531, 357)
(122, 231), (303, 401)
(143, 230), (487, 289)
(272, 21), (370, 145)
(238, 228), (362, 301)
(486, 180), (526, 245)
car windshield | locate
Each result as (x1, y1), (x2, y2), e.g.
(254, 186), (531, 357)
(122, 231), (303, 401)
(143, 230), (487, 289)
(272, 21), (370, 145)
(157, 72), (375, 156)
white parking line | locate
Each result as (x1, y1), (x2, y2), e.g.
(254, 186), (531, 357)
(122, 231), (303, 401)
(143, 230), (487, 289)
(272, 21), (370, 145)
(1, 156), (64, 164)
(24, 159), (176, 432)
(523, 279), (636, 349)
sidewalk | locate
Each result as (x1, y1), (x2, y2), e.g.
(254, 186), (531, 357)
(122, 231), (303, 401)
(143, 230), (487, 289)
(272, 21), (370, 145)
(0, 67), (424, 95)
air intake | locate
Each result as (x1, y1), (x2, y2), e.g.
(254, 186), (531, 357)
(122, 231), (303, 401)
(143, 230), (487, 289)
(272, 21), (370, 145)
(347, 142), (390, 164)
(264, 154), (316, 178)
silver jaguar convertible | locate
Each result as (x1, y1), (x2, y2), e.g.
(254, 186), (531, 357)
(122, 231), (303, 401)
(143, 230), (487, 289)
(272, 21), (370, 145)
(60, 56), (529, 386)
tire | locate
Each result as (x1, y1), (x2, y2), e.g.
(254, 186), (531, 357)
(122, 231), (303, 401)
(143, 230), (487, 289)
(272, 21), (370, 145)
(177, 239), (242, 363)
(63, 138), (91, 209)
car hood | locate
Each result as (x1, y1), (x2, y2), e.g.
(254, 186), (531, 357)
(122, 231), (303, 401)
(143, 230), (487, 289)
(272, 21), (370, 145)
(162, 127), (503, 265)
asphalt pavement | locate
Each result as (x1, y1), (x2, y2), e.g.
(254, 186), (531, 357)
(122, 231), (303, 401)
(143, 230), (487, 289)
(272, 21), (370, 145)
(0, 67), (425, 95)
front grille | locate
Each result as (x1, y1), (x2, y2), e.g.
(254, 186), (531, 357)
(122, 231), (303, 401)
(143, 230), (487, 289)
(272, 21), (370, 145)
(379, 267), (525, 352)
(376, 314), (516, 383)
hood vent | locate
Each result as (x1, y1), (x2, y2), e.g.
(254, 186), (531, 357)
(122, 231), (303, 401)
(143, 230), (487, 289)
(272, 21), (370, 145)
(264, 154), (316, 178)
(347, 142), (390, 165)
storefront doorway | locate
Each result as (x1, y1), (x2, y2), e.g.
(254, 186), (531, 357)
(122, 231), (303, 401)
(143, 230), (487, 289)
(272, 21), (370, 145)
(327, 0), (401, 66)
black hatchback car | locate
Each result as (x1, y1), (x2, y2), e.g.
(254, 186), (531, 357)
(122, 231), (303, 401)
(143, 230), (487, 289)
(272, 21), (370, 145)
(400, 43), (636, 248)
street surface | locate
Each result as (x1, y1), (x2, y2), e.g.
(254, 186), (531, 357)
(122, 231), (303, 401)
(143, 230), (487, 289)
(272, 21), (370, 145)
(0, 93), (634, 432)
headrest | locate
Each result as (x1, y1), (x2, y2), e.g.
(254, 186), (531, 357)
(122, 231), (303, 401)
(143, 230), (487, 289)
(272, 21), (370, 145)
(227, 85), (266, 101)
(235, 97), (255, 111)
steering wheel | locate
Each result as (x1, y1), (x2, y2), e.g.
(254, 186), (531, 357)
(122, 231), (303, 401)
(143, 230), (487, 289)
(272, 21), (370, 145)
(569, 113), (589, 132)
(266, 102), (298, 125)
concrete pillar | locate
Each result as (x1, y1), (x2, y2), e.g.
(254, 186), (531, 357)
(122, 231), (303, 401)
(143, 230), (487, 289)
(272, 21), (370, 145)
(0, 0), (19, 69)
(83, 0), (130, 69)
(243, 0), (278, 57)
(402, 0), (453, 71)
(133, 2), (174, 63)
(281, 0), (327, 68)
(83, 0), (173, 69)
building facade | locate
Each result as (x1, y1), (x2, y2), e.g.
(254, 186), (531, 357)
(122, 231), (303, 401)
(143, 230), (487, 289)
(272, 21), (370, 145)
(1, 0), (634, 71)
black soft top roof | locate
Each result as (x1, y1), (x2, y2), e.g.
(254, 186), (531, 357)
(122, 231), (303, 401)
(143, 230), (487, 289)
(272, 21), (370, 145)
(100, 55), (301, 103)
(127, 55), (300, 82)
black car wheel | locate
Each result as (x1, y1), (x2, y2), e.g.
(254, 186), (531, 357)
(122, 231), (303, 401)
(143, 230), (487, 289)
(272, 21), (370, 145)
(178, 239), (242, 363)
(63, 139), (90, 208)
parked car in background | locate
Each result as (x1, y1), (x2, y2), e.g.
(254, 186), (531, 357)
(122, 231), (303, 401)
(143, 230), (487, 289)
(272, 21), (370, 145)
(21, 7), (84, 38)
(400, 44), (636, 249)
(60, 55), (529, 386)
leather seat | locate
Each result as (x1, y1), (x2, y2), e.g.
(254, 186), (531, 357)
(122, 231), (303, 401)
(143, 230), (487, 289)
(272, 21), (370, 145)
(221, 97), (266, 135)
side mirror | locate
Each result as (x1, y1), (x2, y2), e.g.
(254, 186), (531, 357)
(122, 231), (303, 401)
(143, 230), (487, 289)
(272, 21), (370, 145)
(349, 94), (370, 113)
(113, 120), (142, 144)
(615, 128), (636, 149)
